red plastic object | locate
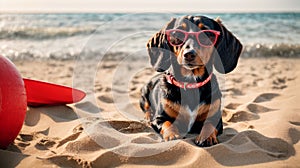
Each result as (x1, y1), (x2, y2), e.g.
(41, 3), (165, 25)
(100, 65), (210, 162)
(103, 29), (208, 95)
(23, 78), (86, 107)
(0, 56), (27, 149)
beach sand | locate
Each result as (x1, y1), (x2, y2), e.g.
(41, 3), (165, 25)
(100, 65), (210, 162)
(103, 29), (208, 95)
(0, 57), (299, 167)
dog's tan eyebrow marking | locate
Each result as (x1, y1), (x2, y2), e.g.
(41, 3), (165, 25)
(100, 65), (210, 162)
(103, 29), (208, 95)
(181, 23), (187, 30)
(198, 23), (211, 30)
(177, 23), (187, 30)
(198, 23), (204, 29)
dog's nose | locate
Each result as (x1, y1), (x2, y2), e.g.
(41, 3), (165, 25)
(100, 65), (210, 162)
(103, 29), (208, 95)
(183, 49), (196, 62)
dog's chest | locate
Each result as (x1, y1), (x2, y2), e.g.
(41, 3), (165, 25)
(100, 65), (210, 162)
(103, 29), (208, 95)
(166, 99), (206, 132)
(181, 105), (202, 131)
(164, 83), (210, 131)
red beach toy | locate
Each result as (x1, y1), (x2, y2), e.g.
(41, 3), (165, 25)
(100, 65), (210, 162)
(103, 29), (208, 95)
(0, 56), (86, 148)
(0, 56), (27, 149)
(23, 78), (86, 107)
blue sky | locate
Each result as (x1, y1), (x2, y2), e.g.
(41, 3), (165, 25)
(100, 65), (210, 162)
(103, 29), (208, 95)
(1, 0), (299, 13)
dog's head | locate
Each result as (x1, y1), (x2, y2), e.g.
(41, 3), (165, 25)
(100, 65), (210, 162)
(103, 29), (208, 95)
(147, 15), (243, 75)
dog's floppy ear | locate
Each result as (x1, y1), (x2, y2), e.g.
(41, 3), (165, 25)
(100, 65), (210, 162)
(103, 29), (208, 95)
(146, 18), (176, 72)
(214, 18), (243, 74)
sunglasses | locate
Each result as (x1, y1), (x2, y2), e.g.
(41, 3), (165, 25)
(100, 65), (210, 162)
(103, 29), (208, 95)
(165, 29), (220, 48)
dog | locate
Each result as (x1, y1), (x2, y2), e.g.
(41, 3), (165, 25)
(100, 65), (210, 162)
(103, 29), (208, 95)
(140, 15), (242, 147)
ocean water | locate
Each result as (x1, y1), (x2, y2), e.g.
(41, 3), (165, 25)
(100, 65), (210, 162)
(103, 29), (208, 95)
(0, 12), (299, 60)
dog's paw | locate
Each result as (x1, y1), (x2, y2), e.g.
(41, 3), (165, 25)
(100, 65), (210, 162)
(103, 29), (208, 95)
(142, 111), (152, 127)
(161, 121), (180, 141)
(163, 129), (180, 141)
(195, 137), (218, 147)
(194, 123), (218, 147)
(144, 111), (151, 121)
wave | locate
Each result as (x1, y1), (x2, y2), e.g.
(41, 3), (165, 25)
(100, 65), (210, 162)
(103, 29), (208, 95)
(2, 48), (131, 61)
(2, 43), (300, 61)
(242, 43), (300, 58)
(0, 27), (96, 40)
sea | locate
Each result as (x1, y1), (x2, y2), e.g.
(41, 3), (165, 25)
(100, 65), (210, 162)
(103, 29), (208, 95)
(0, 12), (299, 60)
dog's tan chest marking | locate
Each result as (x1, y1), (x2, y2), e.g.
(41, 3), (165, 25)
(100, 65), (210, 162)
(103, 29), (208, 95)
(196, 99), (221, 121)
(163, 98), (220, 131)
(163, 98), (180, 118)
(192, 67), (206, 77)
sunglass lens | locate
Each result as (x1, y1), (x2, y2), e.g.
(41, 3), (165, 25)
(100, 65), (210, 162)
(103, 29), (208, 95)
(168, 30), (185, 46)
(198, 31), (217, 47)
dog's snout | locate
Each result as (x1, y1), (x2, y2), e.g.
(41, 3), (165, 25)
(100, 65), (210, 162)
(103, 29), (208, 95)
(183, 50), (197, 61)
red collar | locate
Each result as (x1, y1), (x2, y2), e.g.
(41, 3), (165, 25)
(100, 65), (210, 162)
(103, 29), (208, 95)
(166, 73), (213, 90)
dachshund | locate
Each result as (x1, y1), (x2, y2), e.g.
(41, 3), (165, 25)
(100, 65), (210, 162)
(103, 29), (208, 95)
(140, 15), (242, 147)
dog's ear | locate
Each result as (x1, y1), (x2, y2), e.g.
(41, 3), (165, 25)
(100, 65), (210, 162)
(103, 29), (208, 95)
(214, 18), (243, 74)
(146, 18), (176, 72)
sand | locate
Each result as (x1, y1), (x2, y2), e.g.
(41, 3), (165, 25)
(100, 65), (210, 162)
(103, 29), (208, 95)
(0, 57), (299, 168)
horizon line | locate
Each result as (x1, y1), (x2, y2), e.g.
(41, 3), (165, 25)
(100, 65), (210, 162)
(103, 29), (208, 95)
(1, 9), (300, 14)
(0, 10), (300, 14)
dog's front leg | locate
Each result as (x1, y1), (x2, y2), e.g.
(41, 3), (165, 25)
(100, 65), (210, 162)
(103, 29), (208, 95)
(194, 99), (221, 147)
(195, 123), (218, 147)
(160, 121), (180, 141)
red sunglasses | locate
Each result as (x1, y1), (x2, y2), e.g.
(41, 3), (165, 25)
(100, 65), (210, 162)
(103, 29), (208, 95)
(165, 29), (220, 48)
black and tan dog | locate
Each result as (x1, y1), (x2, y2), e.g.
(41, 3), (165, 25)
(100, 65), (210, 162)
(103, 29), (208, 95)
(140, 15), (242, 147)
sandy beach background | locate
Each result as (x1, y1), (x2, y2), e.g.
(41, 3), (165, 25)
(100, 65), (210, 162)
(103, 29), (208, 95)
(0, 57), (299, 167)
(0, 13), (299, 167)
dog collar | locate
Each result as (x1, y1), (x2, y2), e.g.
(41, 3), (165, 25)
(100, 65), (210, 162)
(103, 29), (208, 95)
(166, 73), (213, 90)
